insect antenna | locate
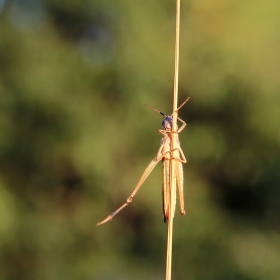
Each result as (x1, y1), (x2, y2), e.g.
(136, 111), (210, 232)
(177, 97), (190, 111)
(170, 97), (190, 117)
(145, 104), (167, 117)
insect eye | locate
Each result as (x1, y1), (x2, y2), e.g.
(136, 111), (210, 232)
(167, 117), (173, 128)
(162, 117), (173, 129)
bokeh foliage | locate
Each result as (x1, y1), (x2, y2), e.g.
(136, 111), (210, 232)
(0, 0), (280, 279)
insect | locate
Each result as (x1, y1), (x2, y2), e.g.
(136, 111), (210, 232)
(96, 97), (189, 226)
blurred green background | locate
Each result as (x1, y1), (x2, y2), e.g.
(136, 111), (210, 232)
(0, 0), (280, 279)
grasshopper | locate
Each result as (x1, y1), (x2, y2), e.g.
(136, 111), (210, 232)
(97, 98), (189, 225)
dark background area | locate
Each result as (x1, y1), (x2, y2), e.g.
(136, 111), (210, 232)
(0, 0), (279, 279)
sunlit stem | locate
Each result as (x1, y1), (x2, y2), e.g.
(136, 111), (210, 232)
(166, 0), (180, 280)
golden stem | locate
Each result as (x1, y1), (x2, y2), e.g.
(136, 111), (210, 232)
(166, 0), (180, 280)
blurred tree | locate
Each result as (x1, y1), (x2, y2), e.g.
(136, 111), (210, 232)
(0, 0), (279, 279)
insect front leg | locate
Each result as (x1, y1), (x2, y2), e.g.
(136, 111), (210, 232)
(155, 132), (170, 160)
(176, 117), (186, 134)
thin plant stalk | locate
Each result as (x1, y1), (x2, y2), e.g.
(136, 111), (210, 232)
(166, 0), (181, 280)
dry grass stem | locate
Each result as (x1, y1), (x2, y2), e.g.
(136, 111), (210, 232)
(166, 0), (181, 280)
